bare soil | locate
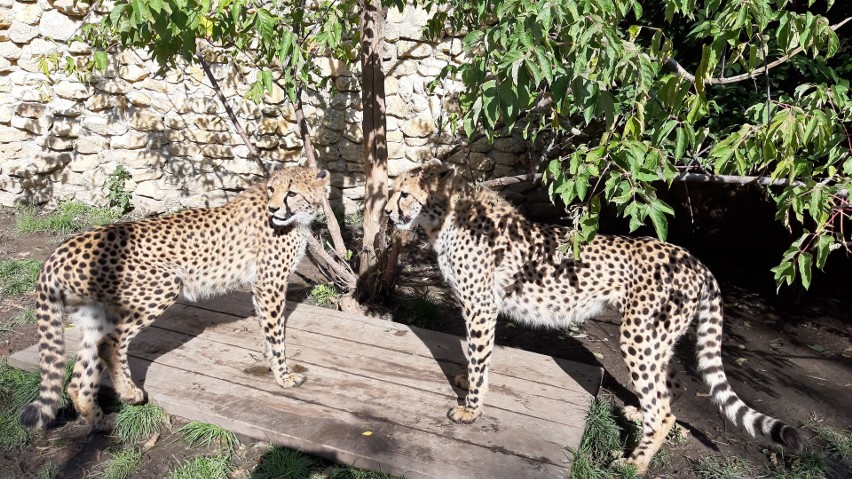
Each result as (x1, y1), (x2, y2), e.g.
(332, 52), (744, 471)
(1, 202), (850, 478)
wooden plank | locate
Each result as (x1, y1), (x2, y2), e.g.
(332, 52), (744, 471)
(155, 304), (596, 421)
(10, 344), (565, 479)
(10, 293), (602, 479)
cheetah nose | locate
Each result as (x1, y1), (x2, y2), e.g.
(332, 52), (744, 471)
(268, 206), (278, 214)
(384, 208), (392, 216)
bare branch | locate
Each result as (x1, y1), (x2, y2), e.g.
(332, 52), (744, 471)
(195, 52), (269, 177)
(306, 234), (358, 290)
(665, 16), (852, 86)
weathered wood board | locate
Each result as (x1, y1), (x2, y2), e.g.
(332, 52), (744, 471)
(10, 292), (602, 479)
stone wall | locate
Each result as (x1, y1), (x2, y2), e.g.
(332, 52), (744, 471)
(0, 1), (530, 214)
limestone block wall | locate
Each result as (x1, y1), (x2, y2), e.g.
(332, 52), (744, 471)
(0, 1), (530, 214)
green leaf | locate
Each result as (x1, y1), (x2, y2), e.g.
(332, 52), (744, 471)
(674, 128), (687, 160)
(797, 252), (813, 290)
(93, 50), (108, 71)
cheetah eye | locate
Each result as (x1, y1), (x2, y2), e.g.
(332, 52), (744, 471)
(400, 191), (409, 199)
(287, 191), (298, 198)
(267, 186), (274, 194)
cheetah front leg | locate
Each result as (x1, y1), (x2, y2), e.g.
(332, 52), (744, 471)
(448, 269), (498, 424)
(252, 276), (305, 389)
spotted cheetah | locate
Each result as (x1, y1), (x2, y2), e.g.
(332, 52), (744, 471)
(385, 159), (803, 474)
(20, 166), (329, 432)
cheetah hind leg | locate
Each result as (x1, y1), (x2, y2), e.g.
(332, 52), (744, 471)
(66, 312), (111, 431)
(102, 276), (182, 405)
(452, 373), (469, 390)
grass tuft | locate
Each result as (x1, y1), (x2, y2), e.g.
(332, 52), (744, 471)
(401, 294), (444, 330)
(177, 421), (239, 453)
(98, 448), (142, 479)
(36, 462), (60, 479)
(251, 446), (319, 479)
(113, 401), (170, 443)
(15, 201), (121, 237)
(694, 456), (757, 479)
(169, 454), (232, 479)
(0, 259), (43, 300)
(567, 397), (637, 479)
(329, 467), (398, 479)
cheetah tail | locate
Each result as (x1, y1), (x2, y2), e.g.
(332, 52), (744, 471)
(695, 275), (804, 452)
(20, 281), (67, 431)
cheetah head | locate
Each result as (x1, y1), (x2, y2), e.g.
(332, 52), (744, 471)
(266, 166), (330, 228)
(386, 158), (455, 231)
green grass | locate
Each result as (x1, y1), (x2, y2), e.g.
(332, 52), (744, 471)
(98, 448), (142, 479)
(113, 401), (170, 443)
(811, 422), (852, 461)
(177, 421), (239, 453)
(169, 454), (232, 479)
(0, 259), (43, 300)
(251, 446), (320, 479)
(694, 456), (757, 479)
(15, 201), (122, 237)
(0, 358), (42, 449)
(305, 283), (340, 309)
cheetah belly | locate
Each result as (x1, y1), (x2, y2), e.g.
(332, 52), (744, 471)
(180, 260), (258, 303)
(493, 271), (618, 329)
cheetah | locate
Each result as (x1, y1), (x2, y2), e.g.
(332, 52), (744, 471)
(20, 166), (329, 432)
(385, 159), (803, 474)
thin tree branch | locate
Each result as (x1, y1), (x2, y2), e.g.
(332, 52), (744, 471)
(480, 171), (849, 197)
(196, 52), (269, 177)
(665, 16), (852, 86)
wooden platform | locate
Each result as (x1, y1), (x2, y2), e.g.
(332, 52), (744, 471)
(9, 292), (602, 479)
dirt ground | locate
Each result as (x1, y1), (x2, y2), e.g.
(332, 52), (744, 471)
(1, 202), (851, 478)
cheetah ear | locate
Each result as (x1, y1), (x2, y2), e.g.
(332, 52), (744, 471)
(425, 158), (443, 168)
(270, 162), (285, 173)
(316, 169), (330, 181)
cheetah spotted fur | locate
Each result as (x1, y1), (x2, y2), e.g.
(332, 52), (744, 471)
(20, 166), (329, 432)
(385, 159), (803, 475)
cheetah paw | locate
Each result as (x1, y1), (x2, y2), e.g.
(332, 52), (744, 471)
(119, 386), (146, 405)
(611, 457), (644, 475)
(447, 406), (481, 424)
(452, 373), (470, 390)
(623, 405), (643, 422)
(276, 373), (306, 389)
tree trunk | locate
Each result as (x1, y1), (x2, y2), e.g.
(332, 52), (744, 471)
(358, 0), (389, 288)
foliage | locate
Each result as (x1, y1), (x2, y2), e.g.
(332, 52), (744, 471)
(15, 202), (121, 237)
(107, 165), (134, 214)
(98, 448), (143, 479)
(423, 0), (851, 289)
(177, 421), (239, 453)
(0, 259), (43, 300)
(169, 454), (232, 479)
(306, 283), (340, 309)
(113, 401), (170, 443)
(77, 0), (359, 106)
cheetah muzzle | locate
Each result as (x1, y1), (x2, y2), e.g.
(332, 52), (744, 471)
(386, 158), (804, 475)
